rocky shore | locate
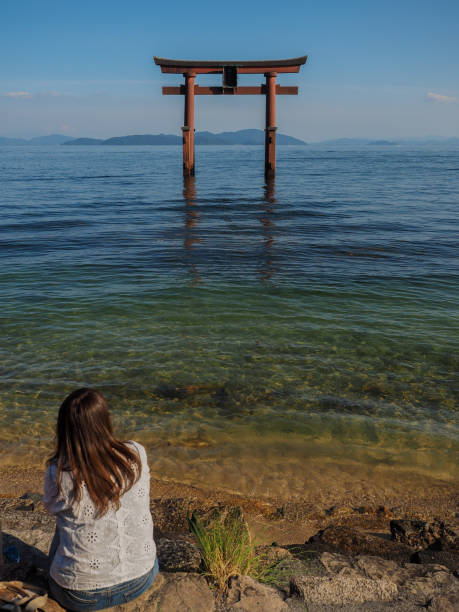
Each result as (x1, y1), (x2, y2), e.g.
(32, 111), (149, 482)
(1, 485), (458, 612)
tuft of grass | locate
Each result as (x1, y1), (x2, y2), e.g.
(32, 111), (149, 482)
(189, 508), (269, 593)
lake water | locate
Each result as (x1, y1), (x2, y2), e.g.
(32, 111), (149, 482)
(1, 144), (458, 499)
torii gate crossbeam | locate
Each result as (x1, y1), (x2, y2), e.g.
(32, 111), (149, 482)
(154, 56), (307, 178)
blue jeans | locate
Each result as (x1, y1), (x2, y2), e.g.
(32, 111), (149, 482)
(49, 559), (159, 611)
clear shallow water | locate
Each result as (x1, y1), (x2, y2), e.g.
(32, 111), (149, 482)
(1, 144), (458, 496)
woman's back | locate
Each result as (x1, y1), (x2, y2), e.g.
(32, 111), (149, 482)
(44, 441), (156, 591)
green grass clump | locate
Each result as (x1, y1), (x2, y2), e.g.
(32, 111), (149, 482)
(189, 508), (267, 592)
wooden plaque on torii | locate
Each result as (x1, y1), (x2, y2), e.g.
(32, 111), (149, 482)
(154, 56), (307, 178)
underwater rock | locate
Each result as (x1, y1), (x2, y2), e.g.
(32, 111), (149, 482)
(155, 383), (222, 399)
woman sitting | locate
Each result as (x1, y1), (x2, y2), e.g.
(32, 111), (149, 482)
(44, 388), (158, 611)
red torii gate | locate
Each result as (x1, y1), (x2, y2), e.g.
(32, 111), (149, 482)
(154, 56), (307, 178)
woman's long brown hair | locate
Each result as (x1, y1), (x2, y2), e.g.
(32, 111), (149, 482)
(48, 388), (142, 517)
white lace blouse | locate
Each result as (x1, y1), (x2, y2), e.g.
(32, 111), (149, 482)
(43, 441), (156, 591)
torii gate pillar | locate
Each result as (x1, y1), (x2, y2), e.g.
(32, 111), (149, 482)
(265, 72), (277, 179)
(183, 72), (196, 176)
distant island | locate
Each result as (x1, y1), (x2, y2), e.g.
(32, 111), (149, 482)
(0, 134), (76, 145)
(60, 130), (307, 146)
(367, 140), (399, 146)
(2, 133), (459, 147)
(313, 137), (459, 147)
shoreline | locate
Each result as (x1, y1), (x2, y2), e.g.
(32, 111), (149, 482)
(1, 464), (457, 544)
(1, 464), (458, 610)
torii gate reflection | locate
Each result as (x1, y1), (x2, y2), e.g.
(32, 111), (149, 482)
(183, 176), (278, 284)
(154, 56), (307, 178)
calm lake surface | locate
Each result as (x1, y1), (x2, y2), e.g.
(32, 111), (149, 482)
(1, 144), (458, 498)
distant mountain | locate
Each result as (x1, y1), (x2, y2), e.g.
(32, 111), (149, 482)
(195, 129), (307, 145)
(367, 140), (398, 146)
(316, 138), (373, 146)
(103, 134), (182, 145)
(194, 131), (231, 145)
(61, 130), (307, 146)
(62, 137), (105, 145)
(29, 134), (76, 145)
(0, 134), (75, 145)
(0, 136), (28, 145)
(311, 137), (459, 147)
(3, 133), (458, 147)
(398, 136), (459, 146)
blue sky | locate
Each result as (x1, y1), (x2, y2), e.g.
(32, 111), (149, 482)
(1, 0), (458, 140)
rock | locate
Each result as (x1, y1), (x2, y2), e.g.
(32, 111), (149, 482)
(307, 525), (414, 562)
(255, 545), (292, 563)
(266, 556), (326, 593)
(318, 551), (355, 574)
(427, 594), (458, 611)
(309, 553), (459, 610)
(352, 505), (393, 518)
(154, 573), (216, 612)
(225, 575), (288, 611)
(390, 519), (458, 550)
(1, 518), (53, 575)
(287, 551), (459, 610)
(155, 383), (220, 399)
(150, 497), (193, 534)
(44, 599), (66, 611)
(5, 493), (47, 513)
(397, 564), (459, 608)
(105, 573), (166, 611)
(411, 549), (459, 572)
(427, 534), (459, 552)
(290, 573), (398, 605)
(156, 537), (202, 572)
(354, 555), (401, 581)
(0, 509), (55, 535)
(320, 552), (403, 584)
(283, 595), (310, 611)
(109, 572), (216, 612)
(0, 581), (65, 611)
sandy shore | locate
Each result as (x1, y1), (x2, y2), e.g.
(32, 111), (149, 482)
(1, 463), (457, 546)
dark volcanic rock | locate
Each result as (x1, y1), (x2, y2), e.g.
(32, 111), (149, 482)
(307, 525), (414, 562)
(156, 537), (201, 572)
(391, 519), (458, 551)
(411, 549), (459, 572)
(150, 498), (194, 534)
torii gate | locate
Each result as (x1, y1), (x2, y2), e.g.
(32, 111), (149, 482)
(154, 56), (307, 178)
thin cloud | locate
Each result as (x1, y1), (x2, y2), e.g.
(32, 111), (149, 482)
(426, 91), (458, 103)
(3, 91), (33, 99)
(2, 90), (65, 99)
